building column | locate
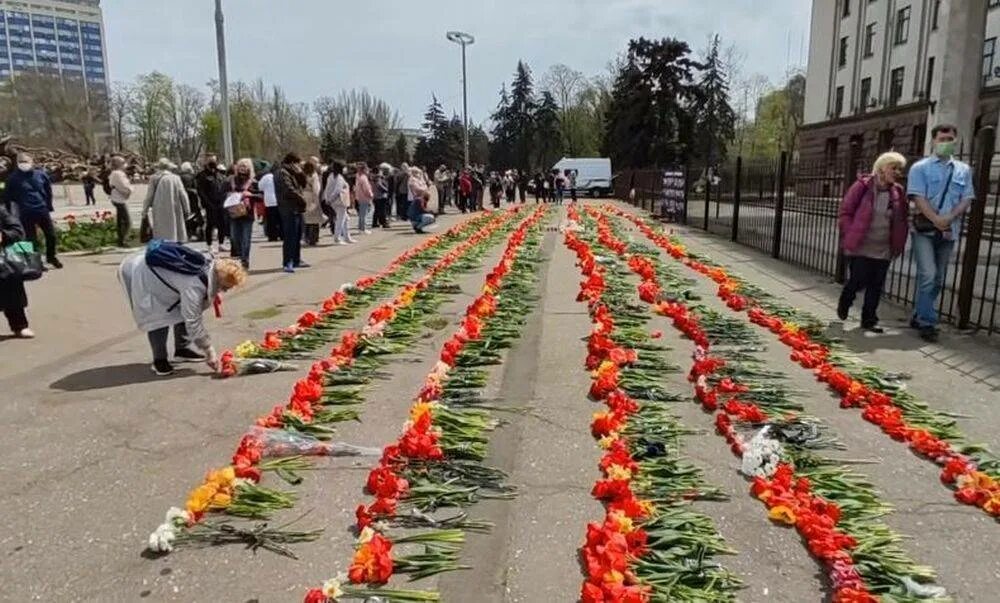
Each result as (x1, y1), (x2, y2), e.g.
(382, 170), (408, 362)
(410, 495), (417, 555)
(928, 0), (988, 151)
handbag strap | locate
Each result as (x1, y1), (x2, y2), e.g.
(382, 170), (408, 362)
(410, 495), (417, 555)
(932, 164), (955, 213)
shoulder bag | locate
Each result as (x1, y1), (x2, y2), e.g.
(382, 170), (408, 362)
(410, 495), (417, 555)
(912, 165), (954, 234)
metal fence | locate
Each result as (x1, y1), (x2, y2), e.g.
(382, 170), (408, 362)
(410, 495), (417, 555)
(617, 127), (1000, 335)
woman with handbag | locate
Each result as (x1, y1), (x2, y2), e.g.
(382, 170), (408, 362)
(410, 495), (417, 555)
(836, 152), (909, 333)
(226, 158), (257, 269)
(0, 204), (33, 338)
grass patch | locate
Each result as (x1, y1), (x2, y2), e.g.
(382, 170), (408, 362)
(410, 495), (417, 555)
(244, 306), (282, 320)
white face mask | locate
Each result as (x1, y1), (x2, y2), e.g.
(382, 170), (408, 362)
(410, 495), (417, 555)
(17, 162), (33, 172)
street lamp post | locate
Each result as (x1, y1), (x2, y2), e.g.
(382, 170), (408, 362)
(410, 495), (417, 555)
(446, 31), (475, 167)
(214, 0), (234, 165)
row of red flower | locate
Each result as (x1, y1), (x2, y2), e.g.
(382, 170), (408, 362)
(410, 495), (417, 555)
(606, 205), (1000, 519)
(230, 211), (500, 364)
(584, 206), (877, 603)
(303, 206), (549, 602)
(565, 204), (654, 603)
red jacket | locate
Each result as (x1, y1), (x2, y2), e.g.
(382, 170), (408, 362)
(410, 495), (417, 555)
(838, 176), (908, 257)
(459, 174), (473, 195)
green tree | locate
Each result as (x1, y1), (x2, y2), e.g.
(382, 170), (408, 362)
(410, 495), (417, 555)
(692, 35), (737, 163)
(131, 71), (175, 161)
(388, 132), (410, 165)
(508, 61), (537, 170)
(603, 37), (700, 168)
(349, 113), (385, 165)
(740, 73), (805, 158)
(534, 91), (562, 169)
(489, 85), (513, 169)
(469, 125), (490, 166)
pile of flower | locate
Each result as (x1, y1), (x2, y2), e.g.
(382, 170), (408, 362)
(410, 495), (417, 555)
(305, 206), (549, 602)
(148, 208), (531, 556)
(604, 204), (1000, 520)
(50, 210), (128, 251)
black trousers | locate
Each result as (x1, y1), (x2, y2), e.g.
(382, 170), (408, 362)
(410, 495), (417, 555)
(148, 322), (188, 361)
(204, 205), (228, 247)
(264, 206), (283, 241)
(373, 198), (390, 227)
(395, 194), (408, 220)
(20, 212), (58, 262)
(838, 256), (890, 327)
(279, 207), (303, 267)
(4, 307), (28, 331)
(112, 202), (131, 246)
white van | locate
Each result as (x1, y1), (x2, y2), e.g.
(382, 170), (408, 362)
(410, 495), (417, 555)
(552, 157), (613, 197)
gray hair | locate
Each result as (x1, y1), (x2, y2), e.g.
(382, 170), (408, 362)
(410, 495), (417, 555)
(179, 161), (194, 174)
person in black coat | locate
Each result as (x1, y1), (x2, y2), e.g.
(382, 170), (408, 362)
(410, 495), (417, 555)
(0, 204), (32, 338)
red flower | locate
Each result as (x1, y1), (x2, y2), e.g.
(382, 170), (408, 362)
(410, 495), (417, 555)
(303, 588), (328, 603)
(261, 331), (283, 350)
(347, 533), (394, 584)
(366, 465), (409, 499)
(297, 311), (320, 328)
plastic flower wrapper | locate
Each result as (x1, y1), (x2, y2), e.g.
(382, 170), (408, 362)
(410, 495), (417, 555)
(248, 426), (381, 458)
(740, 426), (784, 478)
(219, 351), (299, 378)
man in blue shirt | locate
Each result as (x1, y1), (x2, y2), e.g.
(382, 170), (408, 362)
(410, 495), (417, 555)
(3, 153), (62, 269)
(906, 124), (975, 342)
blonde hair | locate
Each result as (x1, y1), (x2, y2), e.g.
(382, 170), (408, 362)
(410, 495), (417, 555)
(873, 152), (906, 175)
(214, 258), (247, 290)
(235, 158), (255, 179)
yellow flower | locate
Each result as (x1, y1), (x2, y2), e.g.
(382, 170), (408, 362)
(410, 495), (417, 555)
(768, 504), (797, 525)
(638, 499), (656, 516)
(234, 340), (259, 358)
(601, 569), (625, 586)
(605, 464), (633, 481)
(597, 435), (619, 450)
(409, 401), (436, 424)
(185, 484), (216, 515)
(206, 466), (236, 488)
(209, 492), (232, 509)
(399, 287), (417, 305)
(608, 510), (634, 534)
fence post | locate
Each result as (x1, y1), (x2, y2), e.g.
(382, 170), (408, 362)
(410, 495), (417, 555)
(771, 152), (788, 259)
(731, 156), (742, 242)
(703, 169), (711, 231)
(957, 126), (996, 329)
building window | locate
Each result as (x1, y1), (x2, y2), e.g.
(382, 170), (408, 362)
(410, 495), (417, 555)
(932, 0), (942, 29)
(824, 137), (839, 162)
(925, 56), (935, 98)
(878, 128), (895, 151)
(859, 77), (872, 112)
(894, 6), (911, 45)
(835, 86), (845, 117)
(889, 66), (905, 106)
(839, 37), (849, 68)
(864, 23), (876, 57)
(985, 37), (997, 85)
(842, 0), (851, 18)
(911, 124), (927, 155)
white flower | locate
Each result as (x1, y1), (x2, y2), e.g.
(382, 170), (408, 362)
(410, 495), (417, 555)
(322, 573), (347, 598)
(147, 523), (176, 552)
(357, 526), (375, 544)
(165, 506), (189, 525)
(339, 283), (355, 293)
(740, 426), (784, 478)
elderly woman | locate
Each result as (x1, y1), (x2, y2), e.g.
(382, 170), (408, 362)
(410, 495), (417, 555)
(143, 158), (191, 242)
(302, 157), (323, 246)
(837, 152), (909, 333)
(406, 167), (436, 234)
(0, 204), (33, 338)
(119, 249), (246, 376)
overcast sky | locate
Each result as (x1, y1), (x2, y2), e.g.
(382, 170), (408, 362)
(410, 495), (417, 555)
(103, 0), (810, 128)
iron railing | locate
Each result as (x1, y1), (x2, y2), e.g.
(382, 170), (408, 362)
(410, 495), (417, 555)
(617, 127), (1000, 335)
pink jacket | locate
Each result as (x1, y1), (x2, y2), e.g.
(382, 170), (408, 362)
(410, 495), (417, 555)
(838, 176), (908, 257)
(354, 173), (374, 202)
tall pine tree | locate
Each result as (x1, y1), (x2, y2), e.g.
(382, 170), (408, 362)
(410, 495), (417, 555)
(603, 37), (700, 168)
(508, 61), (537, 171)
(692, 35), (736, 163)
(490, 84), (513, 168)
(534, 91), (562, 170)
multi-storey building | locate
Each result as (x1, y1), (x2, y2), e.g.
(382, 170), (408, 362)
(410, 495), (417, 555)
(801, 0), (995, 163)
(0, 0), (108, 101)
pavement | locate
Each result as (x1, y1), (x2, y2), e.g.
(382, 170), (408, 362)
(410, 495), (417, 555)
(1, 199), (998, 602)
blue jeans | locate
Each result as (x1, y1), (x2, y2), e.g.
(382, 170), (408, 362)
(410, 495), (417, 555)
(357, 201), (372, 231)
(229, 217), (253, 266)
(279, 208), (303, 267)
(410, 213), (435, 232)
(911, 232), (955, 328)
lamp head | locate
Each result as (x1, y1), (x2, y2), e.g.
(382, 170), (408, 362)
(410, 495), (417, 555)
(446, 31), (475, 45)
